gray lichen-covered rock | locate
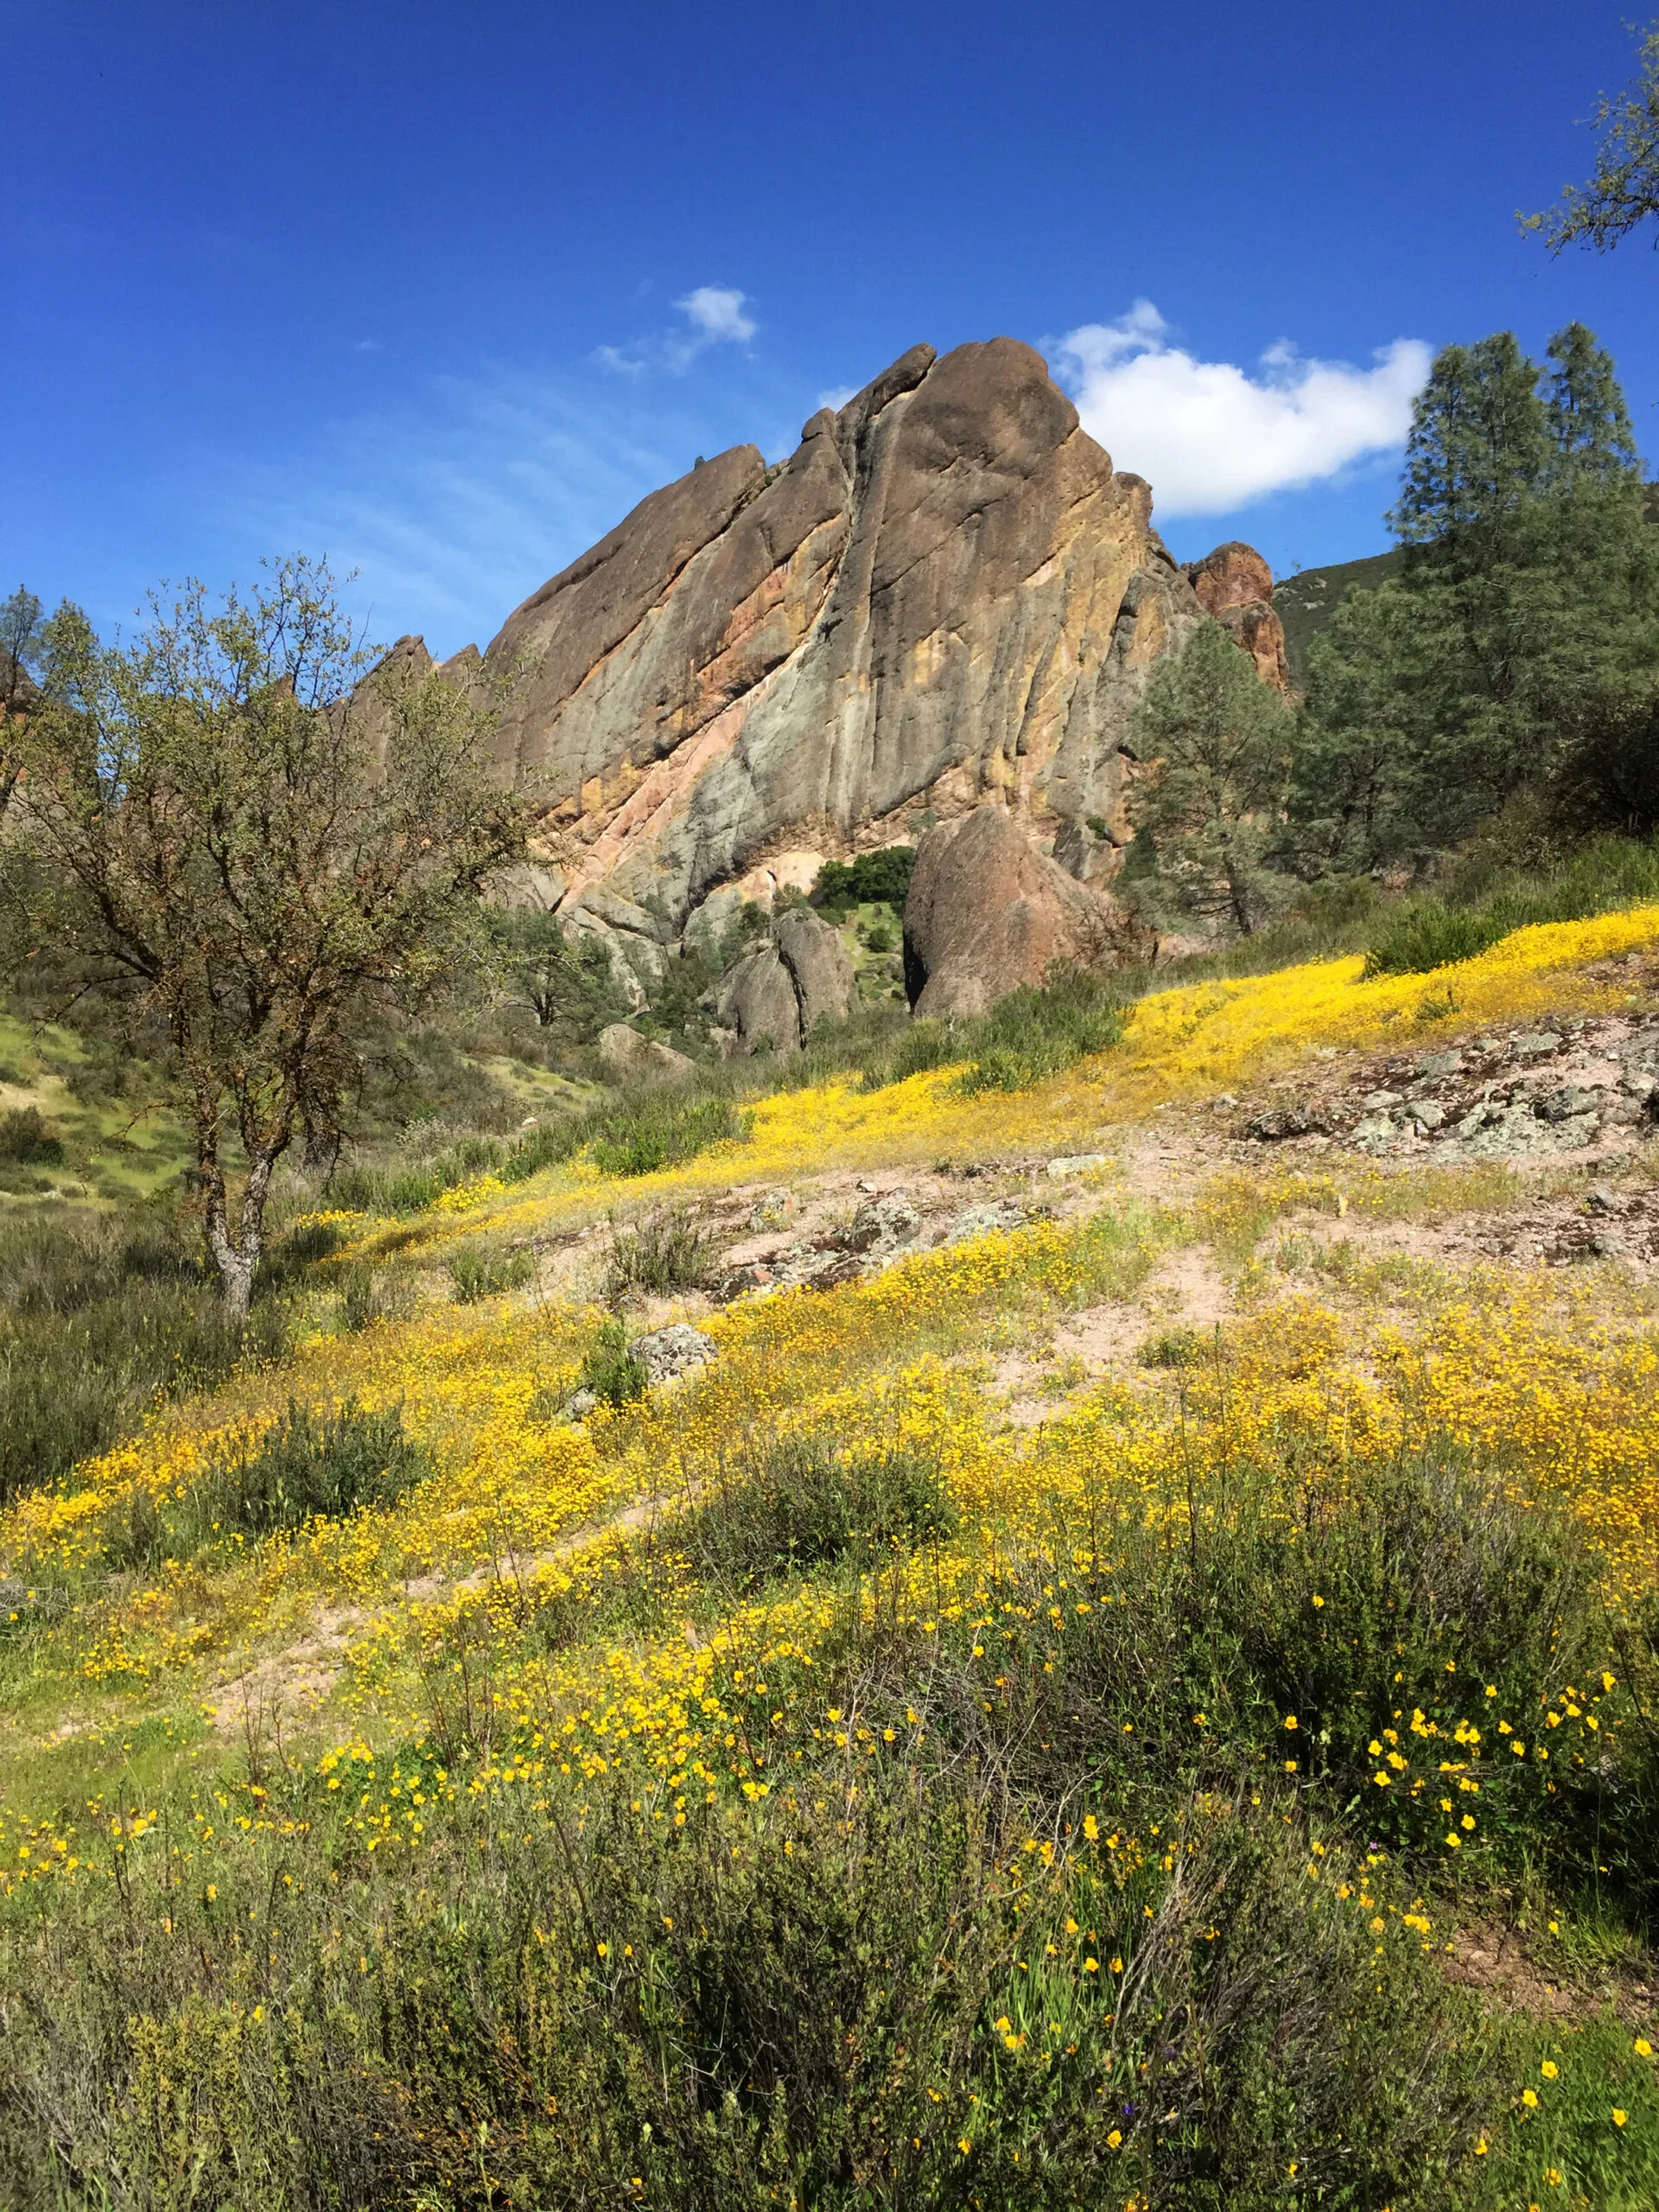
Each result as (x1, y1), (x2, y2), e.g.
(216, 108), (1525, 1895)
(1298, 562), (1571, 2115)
(902, 804), (1148, 1019)
(773, 908), (855, 1035)
(631, 1325), (717, 1386)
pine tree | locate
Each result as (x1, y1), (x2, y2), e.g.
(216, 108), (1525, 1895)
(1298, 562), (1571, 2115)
(1543, 321), (1639, 489)
(1389, 333), (1548, 570)
(1128, 621), (1293, 936)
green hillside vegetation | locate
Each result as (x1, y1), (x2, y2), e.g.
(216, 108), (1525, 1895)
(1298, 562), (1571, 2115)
(2, 317), (1659, 2208)
(1274, 547), (1403, 686)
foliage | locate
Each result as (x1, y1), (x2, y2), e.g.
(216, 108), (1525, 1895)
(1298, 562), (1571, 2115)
(492, 904), (632, 1044)
(603, 1206), (717, 1302)
(586, 1090), (751, 1177)
(955, 963), (1128, 1094)
(0, 1209), (289, 1504)
(577, 1314), (648, 1408)
(447, 1246), (535, 1304)
(8, 559), (524, 1314)
(0, 1105), (63, 1165)
(105, 1400), (431, 1567)
(810, 843), (918, 915)
(1363, 835), (1659, 976)
(1293, 324), (1659, 862)
(1128, 619), (1294, 933)
(1522, 17), (1659, 255)
(677, 1432), (956, 1590)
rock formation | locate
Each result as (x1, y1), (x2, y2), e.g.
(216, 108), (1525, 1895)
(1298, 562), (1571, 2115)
(384, 340), (1287, 998)
(717, 906), (855, 1053)
(902, 805), (1152, 1020)
(1185, 543), (1291, 693)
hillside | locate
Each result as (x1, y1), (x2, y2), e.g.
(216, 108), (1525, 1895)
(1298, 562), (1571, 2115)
(1274, 547), (1404, 686)
(3, 906), (1659, 2204)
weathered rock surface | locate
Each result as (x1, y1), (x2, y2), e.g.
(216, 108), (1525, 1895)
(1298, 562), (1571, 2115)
(1186, 542), (1291, 694)
(596, 1023), (696, 1082)
(718, 906), (854, 1053)
(398, 338), (1235, 979)
(902, 804), (1150, 1019)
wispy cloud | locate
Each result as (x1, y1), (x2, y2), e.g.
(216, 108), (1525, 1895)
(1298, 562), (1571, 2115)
(205, 365), (696, 656)
(1051, 302), (1430, 516)
(597, 284), (759, 376)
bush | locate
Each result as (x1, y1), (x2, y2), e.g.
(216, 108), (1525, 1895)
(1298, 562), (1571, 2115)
(956, 965), (1128, 1095)
(810, 845), (917, 913)
(104, 1400), (431, 1566)
(1363, 833), (1659, 976)
(0, 1211), (291, 1503)
(587, 1091), (750, 1177)
(677, 1434), (956, 1592)
(577, 1315), (649, 1408)
(448, 1247), (535, 1304)
(603, 1207), (716, 1302)
(0, 1106), (64, 1164)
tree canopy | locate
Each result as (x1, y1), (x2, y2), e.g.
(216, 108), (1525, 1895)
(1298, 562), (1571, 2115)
(1522, 18), (1659, 256)
(8, 559), (524, 1314)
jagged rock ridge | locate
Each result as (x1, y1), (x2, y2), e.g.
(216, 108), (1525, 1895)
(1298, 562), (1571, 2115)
(394, 337), (1239, 980)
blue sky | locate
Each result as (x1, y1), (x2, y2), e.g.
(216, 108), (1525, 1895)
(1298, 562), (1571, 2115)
(4, 0), (1655, 658)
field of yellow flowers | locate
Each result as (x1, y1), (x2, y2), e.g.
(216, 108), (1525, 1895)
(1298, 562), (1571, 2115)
(3, 907), (1659, 2209)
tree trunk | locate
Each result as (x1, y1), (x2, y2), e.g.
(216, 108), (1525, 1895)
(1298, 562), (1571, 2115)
(200, 1140), (281, 1324)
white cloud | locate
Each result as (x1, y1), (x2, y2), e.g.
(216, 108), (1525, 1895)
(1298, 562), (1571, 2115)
(676, 285), (756, 346)
(598, 286), (759, 377)
(1051, 302), (1431, 516)
(817, 384), (857, 411)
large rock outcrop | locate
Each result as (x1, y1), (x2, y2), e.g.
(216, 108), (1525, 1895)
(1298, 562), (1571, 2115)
(1185, 543), (1291, 694)
(398, 339), (1217, 979)
(384, 341), (1290, 995)
(902, 804), (1151, 1020)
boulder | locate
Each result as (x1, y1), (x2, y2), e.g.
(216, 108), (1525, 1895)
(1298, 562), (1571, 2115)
(596, 1024), (696, 1081)
(719, 944), (804, 1056)
(773, 907), (855, 1034)
(1186, 542), (1292, 694)
(632, 1324), (717, 1386)
(717, 906), (855, 1053)
(901, 804), (1148, 1020)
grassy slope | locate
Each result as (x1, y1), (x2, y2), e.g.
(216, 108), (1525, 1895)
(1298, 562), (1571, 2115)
(1274, 546), (1403, 687)
(3, 912), (1659, 2205)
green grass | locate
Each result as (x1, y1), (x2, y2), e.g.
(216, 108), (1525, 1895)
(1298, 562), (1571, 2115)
(4, 1430), (1654, 2208)
(1363, 834), (1659, 977)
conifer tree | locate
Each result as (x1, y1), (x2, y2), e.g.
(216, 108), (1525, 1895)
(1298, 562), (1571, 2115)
(1128, 620), (1293, 935)
(1543, 322), (1640, 487)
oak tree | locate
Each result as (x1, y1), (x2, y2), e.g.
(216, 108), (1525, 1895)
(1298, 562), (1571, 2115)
(12, 559), (524, 1316)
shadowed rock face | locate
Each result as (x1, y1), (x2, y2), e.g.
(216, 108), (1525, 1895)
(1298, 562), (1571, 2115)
(902, 804), (1153, 1020)
(390, 340), (1281, 985)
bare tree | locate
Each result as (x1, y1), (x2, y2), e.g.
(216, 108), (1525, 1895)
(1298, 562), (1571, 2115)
(12, 559), (524, 1317)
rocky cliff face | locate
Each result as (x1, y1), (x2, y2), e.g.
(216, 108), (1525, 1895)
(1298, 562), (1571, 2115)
(392, 339), (1281, 986)
(1185, 542), (1291, 694)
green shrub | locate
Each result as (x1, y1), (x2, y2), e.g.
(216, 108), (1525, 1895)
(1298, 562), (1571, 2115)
(1363, 834), (1659, 976)
(336, 1260), (419, 1332)
(588, 1091), (750, 1177)
(956, 965), (1127, 1095)
(678, 1434), (955, 1592)
(448, 1247), (535, 1304)
(0, 1209), (290, 1503)
(577, 1315), (649, 1409)
(603, 1207), (716, 1302)
(810, 844), (917, 912)
(0, 1106), (64, 1165)
(104, 1400), (431, 1566)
